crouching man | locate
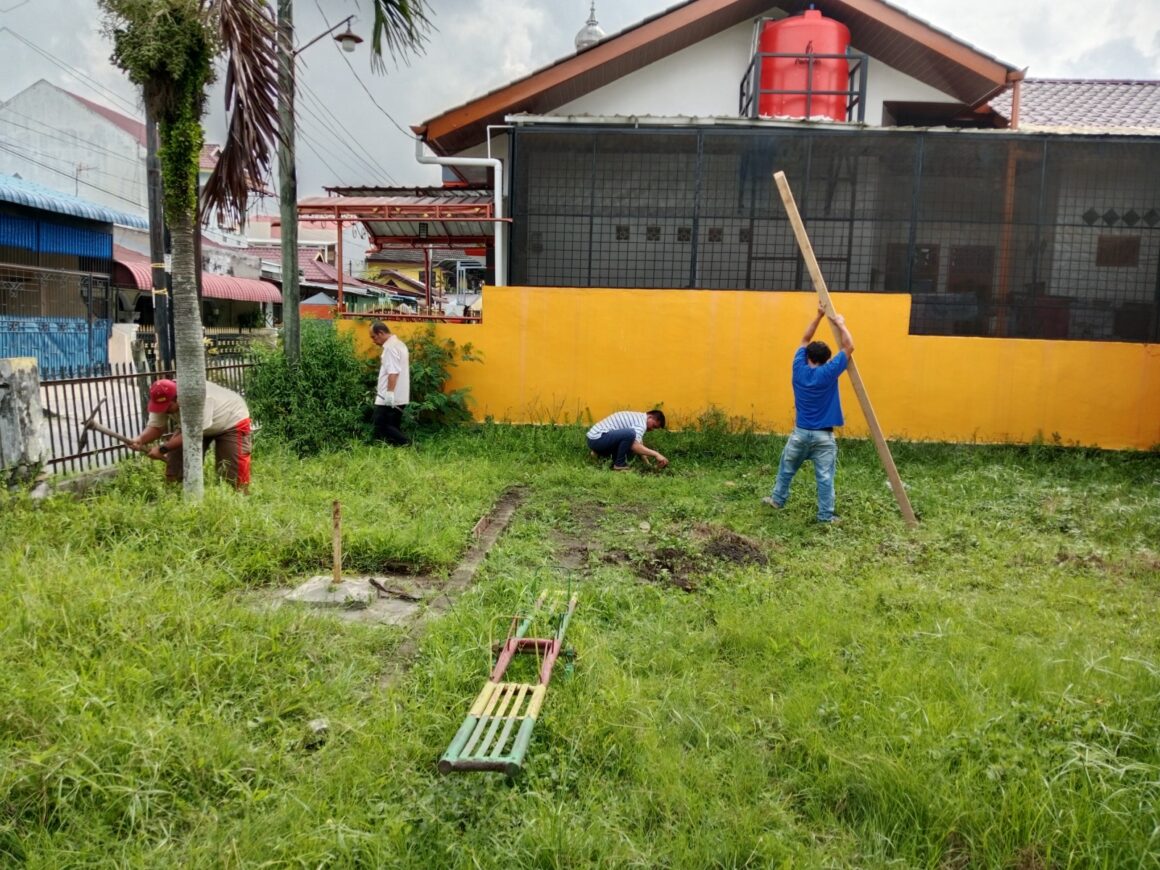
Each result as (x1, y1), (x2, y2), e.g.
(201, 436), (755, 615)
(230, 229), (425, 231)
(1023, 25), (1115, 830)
(131, 379), (253, 491)
(586, 409), (669, 471)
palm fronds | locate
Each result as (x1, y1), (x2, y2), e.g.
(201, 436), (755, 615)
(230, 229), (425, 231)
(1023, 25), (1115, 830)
(368, 0), (432, 73)
(201, 0), (280, 225)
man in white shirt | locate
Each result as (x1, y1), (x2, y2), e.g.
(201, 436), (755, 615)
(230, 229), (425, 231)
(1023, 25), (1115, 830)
(370, 321), (412, 446)
(586, 409), (669, 471)
(130, 378), (253, 490)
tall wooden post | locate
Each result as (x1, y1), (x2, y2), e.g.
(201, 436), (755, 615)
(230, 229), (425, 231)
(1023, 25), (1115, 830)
(773, 171), (918, 528)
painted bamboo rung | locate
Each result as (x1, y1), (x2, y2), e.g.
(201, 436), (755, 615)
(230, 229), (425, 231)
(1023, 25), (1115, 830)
(440, 593), (578, 776)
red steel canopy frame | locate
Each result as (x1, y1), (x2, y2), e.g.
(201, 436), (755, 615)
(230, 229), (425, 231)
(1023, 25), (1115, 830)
(297, 195), (509, 311)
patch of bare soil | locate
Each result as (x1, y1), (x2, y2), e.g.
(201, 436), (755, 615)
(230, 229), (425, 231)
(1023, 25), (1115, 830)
(615, 523), (770, 592)
(693, 523), (769, 567)
(550, 500), (606, 572)
(1054, 550), (1110, 570)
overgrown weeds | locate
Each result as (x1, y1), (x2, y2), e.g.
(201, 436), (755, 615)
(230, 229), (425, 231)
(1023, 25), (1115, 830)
(1, 426), (1158, 866)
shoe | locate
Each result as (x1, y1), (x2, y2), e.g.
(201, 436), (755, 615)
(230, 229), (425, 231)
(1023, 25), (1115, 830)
(818, 514), (841, 524)
(761, 496), (783, 508)
(612, 464), (631, 472)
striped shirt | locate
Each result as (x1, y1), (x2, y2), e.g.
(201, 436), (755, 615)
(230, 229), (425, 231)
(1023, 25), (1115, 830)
(587, 411), (647, 442)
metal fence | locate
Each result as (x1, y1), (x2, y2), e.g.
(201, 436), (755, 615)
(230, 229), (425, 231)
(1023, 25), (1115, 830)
(0, 263), (115, 368)
(510, 125), (1160, 342)
(39, 356), (254, 476)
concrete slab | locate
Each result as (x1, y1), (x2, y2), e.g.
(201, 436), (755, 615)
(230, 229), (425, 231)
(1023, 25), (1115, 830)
(280, 575), (424, 626)
(285, 576), (377, 608)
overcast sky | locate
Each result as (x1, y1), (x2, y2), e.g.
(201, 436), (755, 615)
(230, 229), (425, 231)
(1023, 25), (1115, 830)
(1, 0), (1158, 198)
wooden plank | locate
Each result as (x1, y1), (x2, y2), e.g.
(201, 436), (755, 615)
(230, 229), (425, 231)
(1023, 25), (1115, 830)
(773, 171), (918, 528)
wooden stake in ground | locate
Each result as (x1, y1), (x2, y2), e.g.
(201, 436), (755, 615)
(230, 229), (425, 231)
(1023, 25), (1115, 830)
(332, 500), (343, 585)
(773, 170), (919, 528)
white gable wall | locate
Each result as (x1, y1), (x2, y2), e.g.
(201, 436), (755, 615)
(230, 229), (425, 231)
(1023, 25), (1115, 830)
(556, 17), (954, 125)
(0, 81), (147, 217)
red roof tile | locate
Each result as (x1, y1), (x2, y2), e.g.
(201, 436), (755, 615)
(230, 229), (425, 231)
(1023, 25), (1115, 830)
(67, 92), (146, 146)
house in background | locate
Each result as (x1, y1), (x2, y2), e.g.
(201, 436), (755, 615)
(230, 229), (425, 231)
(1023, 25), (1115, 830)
(1, 82), (284, 343)
(407, 0), (1159, 346)
(0, 81), (148, 217)
(343, 0), (1159, 449)
(241, 244), (387, 315)
(0, 174), (147, 372)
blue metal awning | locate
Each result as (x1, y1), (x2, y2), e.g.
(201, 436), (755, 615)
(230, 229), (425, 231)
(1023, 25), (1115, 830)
(0, 174), (148, 229)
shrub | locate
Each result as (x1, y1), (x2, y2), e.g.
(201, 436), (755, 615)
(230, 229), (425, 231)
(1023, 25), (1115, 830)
(246, 321), (375, 455)
(403, 324), (478, 430)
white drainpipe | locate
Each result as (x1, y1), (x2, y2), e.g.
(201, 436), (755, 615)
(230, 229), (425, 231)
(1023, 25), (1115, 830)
(414, 137), (505, 287)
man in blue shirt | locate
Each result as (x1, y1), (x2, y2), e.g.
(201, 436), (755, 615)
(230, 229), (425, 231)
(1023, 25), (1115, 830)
(764, 303), (855, 523)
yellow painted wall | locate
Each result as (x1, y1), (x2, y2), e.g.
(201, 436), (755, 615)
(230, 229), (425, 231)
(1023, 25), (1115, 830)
(343, 287), (1160, 450)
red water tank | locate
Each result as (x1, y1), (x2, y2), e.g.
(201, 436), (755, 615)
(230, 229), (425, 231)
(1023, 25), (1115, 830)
(758, 9), (851, 121)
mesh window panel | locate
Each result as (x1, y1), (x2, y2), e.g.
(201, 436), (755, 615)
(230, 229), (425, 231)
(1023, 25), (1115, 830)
(509, 126), (1160, 342)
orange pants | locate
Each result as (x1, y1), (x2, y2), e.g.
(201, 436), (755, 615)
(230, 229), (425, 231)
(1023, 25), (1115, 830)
(164, 418), (252, 489)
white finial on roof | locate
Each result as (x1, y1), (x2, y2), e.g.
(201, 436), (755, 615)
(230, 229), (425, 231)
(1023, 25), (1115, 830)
(574, 1), (605, 51)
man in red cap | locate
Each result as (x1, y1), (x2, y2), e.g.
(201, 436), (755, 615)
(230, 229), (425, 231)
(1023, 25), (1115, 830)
(130, 379), (253, 490)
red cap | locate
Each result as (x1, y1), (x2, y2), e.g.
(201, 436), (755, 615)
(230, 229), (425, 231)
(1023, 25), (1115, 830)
(148, 379), (178, 413)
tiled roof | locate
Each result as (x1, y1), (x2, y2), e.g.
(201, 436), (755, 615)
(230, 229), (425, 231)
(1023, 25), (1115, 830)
(368, 246), (464, 264)
(199, 144), (222, 171)
(991, 79), (1160, 130)
(239, 245), (369, 288)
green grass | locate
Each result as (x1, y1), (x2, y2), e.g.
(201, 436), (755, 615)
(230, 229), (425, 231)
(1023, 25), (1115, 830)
(2, 426), (1158, 867)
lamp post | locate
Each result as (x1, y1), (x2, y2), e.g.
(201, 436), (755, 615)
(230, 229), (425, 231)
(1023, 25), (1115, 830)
(276, 5), (362, 364)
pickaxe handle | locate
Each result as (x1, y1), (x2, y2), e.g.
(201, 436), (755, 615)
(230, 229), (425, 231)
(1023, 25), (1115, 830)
(86, 419), (144, 451)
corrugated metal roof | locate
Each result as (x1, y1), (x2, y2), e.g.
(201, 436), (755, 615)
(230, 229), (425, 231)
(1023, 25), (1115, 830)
(113, 246), (281, 303)
(0, 174), (148, 229)
(991, 79), (1160, 130)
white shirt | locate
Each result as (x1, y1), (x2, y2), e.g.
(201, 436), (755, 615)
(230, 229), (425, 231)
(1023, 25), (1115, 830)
(375, 334), (410, 406)
(587, 411), (647, 442)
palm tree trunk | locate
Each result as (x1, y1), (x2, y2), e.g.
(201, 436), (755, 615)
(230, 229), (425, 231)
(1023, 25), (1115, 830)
(169, 208), (206, 500)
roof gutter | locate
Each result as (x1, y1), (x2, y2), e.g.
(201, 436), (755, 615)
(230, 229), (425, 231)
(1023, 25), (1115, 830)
(414, 137), (505, 287)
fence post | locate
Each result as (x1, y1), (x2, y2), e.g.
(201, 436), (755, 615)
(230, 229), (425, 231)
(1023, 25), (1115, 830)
(0, 357), (50, 491)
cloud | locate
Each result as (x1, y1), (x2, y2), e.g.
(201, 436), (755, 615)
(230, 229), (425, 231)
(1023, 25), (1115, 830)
(3, 0), (1158, 196)
(1061, 38), (1160, 79)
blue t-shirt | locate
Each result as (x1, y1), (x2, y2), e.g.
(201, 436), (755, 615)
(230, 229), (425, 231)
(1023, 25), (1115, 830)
(791, 346), (848, 429)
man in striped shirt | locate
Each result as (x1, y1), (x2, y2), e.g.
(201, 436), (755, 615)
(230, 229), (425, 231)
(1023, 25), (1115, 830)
(586, 409), (669, 471)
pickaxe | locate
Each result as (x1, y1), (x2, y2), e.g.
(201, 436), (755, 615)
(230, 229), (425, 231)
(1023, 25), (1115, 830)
(78, 398), (145, 453)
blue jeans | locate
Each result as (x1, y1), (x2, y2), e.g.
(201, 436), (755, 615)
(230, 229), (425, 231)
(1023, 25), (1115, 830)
(771, 427), (838, 521)
(588, 428), (636, 468)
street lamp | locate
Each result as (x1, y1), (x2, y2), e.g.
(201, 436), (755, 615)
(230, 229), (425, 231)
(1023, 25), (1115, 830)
(277, 5), (362, 363)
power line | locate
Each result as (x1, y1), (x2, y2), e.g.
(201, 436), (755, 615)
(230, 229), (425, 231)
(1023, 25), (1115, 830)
(295, 119), (369, 185)
(0, 142), (145, 208)
(0, 111), (145, 166)
(294, 84), (395, 184)
(295, 128), (350, 186)
(0, 26), (140, 117)
(0, 136), (145, 189)
(296, 82), (396, 185)
(295, 75), (398, 185)
(311, 1), (418, 144)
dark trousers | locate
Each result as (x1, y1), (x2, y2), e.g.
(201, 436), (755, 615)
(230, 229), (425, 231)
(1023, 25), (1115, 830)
(587, 428), (636, 468)
(373, 404), (411, 446)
